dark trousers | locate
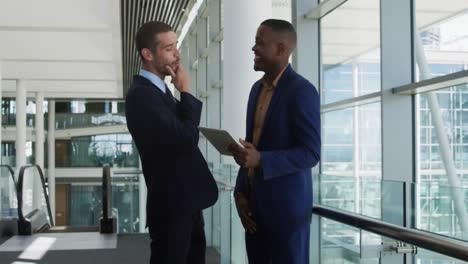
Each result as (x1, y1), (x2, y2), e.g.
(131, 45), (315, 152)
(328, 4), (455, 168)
(149, 211), (206, 264)
(245, 223), (310, 264)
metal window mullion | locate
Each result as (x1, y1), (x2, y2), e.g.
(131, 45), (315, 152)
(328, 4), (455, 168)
(304, 0), (349, 20)
(380, 1), (414, 264)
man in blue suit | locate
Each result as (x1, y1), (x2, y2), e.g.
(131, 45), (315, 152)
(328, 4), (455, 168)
(125, 21), (218, 264)
(229, 19), (321, 264)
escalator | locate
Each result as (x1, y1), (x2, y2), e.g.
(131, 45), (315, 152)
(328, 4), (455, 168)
(16, 164), (117, 235)
(0, 165), (150, 264)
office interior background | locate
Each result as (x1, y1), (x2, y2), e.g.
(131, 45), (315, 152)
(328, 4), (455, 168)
(1, 0), (468, 263)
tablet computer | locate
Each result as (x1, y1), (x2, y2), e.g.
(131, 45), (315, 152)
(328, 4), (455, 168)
(199, 127), (237, 156)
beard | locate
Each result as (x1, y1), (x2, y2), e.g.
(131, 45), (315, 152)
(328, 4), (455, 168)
(155, 60), (178, 76)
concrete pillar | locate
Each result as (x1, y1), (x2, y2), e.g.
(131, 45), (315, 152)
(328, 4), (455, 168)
(47, 100), (56, 222)
(223, 0), (272, 262)
(223, 0), (272, 142)
(16, 80), (27, 174)
(34, 91), (45, 210)
(35, 92), (44, 169)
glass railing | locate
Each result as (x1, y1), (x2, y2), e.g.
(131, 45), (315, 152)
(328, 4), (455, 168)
(319, 174), (382, 219)
(101, 163), (240, 262)
(55, 134), (139, 168)
(17, 165), (53, 235)
(315, 212), (468, 263)
(319, 177), (468, 241)
(206, 163), (238, 264)
(91, 163), (468, 263)
(206, 166), (468, 264)
(2, 113), (126, 129)
(55, 113), (126, 130)
(2, 113), (36, 127)
(108, 169), (140, 233)
(65, 168), (140, 234)
(415, 182), (468, 242)
(0, 165), (17, 221)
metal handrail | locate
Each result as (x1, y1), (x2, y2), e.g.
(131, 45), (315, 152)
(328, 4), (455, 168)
(100, 165), (117, 233)
(17, 164), (54, 227)
(313, 204), (468, 262)
(0, 164), (16, 190)
(112, 169), (142, 175)
(102, 165), (112, 222)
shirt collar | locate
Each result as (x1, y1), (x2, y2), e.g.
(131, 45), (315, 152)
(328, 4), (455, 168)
(261, 64), (289, 90)
(139, 69), (166, 93)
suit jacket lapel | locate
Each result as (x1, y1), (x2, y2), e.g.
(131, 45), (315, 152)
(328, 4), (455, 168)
(135, 75), (177, 112)
(246, 82), (262, 142)
(258, 65), (293, 147)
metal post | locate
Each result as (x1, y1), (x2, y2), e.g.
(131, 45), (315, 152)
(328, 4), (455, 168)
(33, 92), (45, 209)
(16, 80), (27, 174)
(292, 0), (320, 263)
(138, 158), (147, 233)
(47, 100), (56, 223)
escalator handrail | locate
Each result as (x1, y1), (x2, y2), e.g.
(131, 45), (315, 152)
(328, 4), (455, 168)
(17, 164), (54, 227)
(0, 164), (16, 190)
(112, 169), (142, 175)
(102, 165), (112, 221)
(313, 204), (468, 262)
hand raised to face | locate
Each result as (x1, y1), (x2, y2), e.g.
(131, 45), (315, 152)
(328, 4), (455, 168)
(166, 63), (190, 93)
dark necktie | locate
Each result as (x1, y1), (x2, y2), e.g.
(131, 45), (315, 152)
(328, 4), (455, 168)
(164, 85), (176, 103)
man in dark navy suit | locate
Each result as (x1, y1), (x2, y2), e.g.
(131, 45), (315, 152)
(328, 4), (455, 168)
(229, 19), (321, 264)
(125, 21), (218, 264)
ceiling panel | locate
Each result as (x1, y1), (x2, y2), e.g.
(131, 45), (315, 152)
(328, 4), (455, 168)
(0, 31), (114, 61)
(0, 0), (111, 29)
(120, 0), (192, 95)
(3, 61), (116, 80)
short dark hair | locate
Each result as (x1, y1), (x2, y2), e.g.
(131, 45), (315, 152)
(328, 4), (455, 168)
(135, 21), (173, 61)
(260, 19), (297, 46)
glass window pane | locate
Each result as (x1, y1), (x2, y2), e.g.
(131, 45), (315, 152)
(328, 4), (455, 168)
(321, 102), (382, 218)
(321, 0), (381, 104)
(415, 2), (468, 81)
(416, 84), (468, 242)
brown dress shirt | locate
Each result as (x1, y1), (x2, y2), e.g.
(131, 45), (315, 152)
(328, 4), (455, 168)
(248, 65), (289, 186)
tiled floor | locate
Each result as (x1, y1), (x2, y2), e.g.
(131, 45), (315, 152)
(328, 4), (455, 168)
(0, 233), (221, 264)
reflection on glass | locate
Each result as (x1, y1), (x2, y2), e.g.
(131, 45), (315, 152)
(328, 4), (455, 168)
(415, 1), (468, 81)
(1, 98), (43, 127)
(1, 142), (35, 168)
(321, 103), (381, 218)
(321, 218), (379, 264)
(69, 176), (139, 233)
(320, 216), (467, 264)
(417, 182), (468, 241)
(416, 85), (468, 242)
(55, 113), (127, 129)
(208, 162), (242, 263)
(55, 134), (139, 168)
(321, 0), (381, 104)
